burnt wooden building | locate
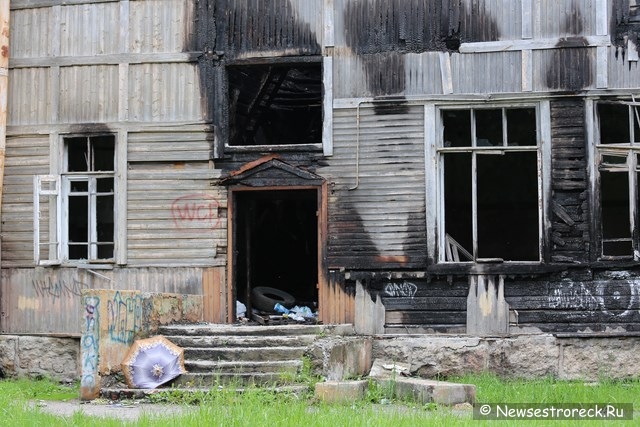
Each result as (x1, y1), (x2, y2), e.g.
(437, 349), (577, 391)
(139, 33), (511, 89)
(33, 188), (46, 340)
(2, 0), (640, 336)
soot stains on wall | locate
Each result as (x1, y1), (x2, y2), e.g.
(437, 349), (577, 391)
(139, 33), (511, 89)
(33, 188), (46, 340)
(612, 0), (640, 60)
(191, 0), (321, 155)
(342, 0), (499, 96)
(219, 0), (320, 57)
(545, 9), (592, 91)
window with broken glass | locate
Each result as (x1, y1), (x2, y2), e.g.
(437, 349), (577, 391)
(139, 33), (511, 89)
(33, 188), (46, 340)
(596, 101), (640, 259)
(438, 107), (541, 263)
(34, 135), (115, 265)
(227, 61), (322, 148)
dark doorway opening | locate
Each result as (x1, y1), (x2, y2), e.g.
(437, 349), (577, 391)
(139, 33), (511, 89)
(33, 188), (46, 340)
(234, 189), (318, 315)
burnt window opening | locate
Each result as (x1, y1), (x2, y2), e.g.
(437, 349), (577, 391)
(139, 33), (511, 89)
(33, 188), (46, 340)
(631, 0), (640, 22)
(596, 101), (640, 259)
(227, 62), (322, 147)
(64, 135), (115, 261)
(439, 107), (540, 263)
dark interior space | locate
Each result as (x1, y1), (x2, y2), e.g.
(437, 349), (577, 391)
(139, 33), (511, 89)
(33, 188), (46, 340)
(598, 103), (638, 143)
(66, 135), (115, 260)
(476, 151), (539, 261)
(227, 62), (322, 146)
(235, 189), (318, 313)
(601, 170), (632, 256)
(597, 102), (638, 257)
(442, 108), (539, 261)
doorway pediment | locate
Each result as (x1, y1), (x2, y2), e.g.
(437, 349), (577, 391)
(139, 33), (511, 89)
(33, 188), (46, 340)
(222, 156), (324, 187)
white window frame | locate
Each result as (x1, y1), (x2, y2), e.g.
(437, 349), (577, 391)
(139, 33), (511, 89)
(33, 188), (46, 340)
(592, 98), (640, 260)
(427, 101), (548, 265)
(61, 173), (115, 262)
(34, 175), (62, 265)
(34, 133), (124, 266)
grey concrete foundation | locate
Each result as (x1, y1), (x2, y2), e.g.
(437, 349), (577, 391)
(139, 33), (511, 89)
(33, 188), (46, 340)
(0, 335), (79, 382)
(372, 334), (640, 380)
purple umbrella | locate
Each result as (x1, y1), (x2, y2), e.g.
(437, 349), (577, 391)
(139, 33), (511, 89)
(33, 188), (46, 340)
(121, 336), (187, 389)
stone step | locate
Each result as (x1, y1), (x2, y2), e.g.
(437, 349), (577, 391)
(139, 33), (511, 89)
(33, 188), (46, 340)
(171, 372), (301, 387)
(183, 346), (307, 362)
(101, 384), (311, 401)
(158, 323), (355, 337)
(185, 359), (303, 374)
(166, 334), (317, 349)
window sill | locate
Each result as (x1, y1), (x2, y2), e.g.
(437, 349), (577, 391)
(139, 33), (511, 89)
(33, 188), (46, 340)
(70, 263), (114, 270)
(225, 143), (322, 153)
(590, 259), (640, 269)
(427, 262), (567, 276)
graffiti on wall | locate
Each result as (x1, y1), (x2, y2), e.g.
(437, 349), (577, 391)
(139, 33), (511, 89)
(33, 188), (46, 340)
(548, 280), (639, 317)
(81, 296), (100, 389)
(106, 291), (148, 345)
(384, 282), (418, 298)
(31, 277), (87, 300)
(170, 193), (221, 230)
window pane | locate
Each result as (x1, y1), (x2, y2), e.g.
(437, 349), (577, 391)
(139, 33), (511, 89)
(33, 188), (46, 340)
(477, 151), (539, 261)
(601, 171), (631, 256)
(70, 181), (88, 193)
(506, 108), (537, 146)
(68, 194), (88, 259)
(602, 153), (627, 166)
(634, 107), (640, 142)
(598, 103), (630, 144)
(444, 152), (473, 260)
(97, 243), (114, 259)
(97, 177), (114, 193)
(92, 135), (115, 171)
(69, 244), (88, 260)
(603, 240), (633, 255)
(475, 109), (503, 147)
(67, 137), (89, 172)
(96, 194), (114, 259)
(442, 110), (471, 147)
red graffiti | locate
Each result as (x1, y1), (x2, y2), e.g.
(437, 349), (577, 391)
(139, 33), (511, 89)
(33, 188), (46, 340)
(170, 194), (221, 230)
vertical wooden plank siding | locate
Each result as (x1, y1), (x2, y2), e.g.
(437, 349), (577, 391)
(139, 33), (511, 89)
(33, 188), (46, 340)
(202, 266), (227, 323)
(320, 105), (426, 269)
(2, 136), (50, 267)
(320, 270), (354, 324)
(0, 0), (9, 227)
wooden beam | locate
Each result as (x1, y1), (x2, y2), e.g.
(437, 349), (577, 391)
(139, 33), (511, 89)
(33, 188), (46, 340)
(460, 36), (610, 53)
(10, 52), (201, 69)
(0, 0), (9, 230)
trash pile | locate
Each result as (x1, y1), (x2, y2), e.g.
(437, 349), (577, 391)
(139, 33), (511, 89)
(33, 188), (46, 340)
(273, 303), (316, 322)
(235, 286), (320, 325)
(236, 300), (318, 325)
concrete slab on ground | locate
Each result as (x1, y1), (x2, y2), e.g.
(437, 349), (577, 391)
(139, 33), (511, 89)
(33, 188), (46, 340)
(314, 378), (475, 406)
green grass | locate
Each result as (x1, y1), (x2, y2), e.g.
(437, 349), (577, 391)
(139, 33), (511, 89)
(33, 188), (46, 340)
(1, 373), (639, 426)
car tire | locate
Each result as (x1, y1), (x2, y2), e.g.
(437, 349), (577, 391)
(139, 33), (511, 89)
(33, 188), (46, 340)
(251, 286), (296, 312)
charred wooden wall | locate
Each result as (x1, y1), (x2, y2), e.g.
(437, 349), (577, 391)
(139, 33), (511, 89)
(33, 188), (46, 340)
(550, 98), (590, 263)
(318, 105), (427, 270)
(5, 0), (640, 335)
(366, 270), (640, 334)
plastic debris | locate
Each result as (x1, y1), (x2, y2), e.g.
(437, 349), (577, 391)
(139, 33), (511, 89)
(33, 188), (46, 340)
(274, 303), (290, 314)
(236, 300), (247, 318)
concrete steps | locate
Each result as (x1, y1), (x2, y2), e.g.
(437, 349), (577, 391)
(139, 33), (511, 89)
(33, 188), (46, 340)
(157, 323), (350, 337)
(157, 324), (326, 387)
(99, 323), (360, 400)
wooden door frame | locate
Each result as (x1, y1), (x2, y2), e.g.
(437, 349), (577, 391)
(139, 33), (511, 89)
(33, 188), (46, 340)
(226, 183), (328, 323)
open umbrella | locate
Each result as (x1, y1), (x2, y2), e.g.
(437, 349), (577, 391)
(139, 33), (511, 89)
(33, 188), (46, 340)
(121, 336), (186, 389)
